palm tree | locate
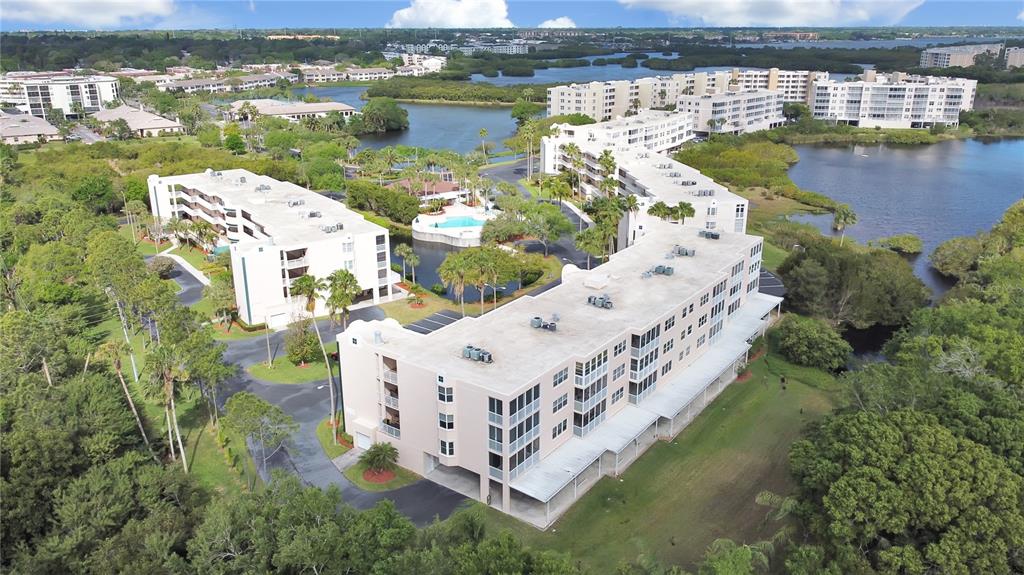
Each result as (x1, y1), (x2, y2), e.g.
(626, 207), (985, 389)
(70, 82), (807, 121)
(673, 201), (696, 225)
(620, 194), (640, 214)
(360, 442), (399, 473)
(575, 227), (605, 270)
(832, 203), (857, 247)
(648, 201), (671, 220)
(550, 179), (572, 207)
(289, 274), (338, 430)
(405, 251), (420, 286)
(165, 217), (190, 246)
(478, 127), (488, 158)
(146, 345), (190, 473)
(598, 149), (616, 180)
(755, 490), (799, 522)
(703, 538), (775, 573)
(96, 340), (153, 456)
(561, 143), (583, 198)
(191, 219), (216, 252)
(326, 269), (361, 329)
(379, 146), (401, 176)
(438, 252), (469, 316)
(394, 243), (413, 282)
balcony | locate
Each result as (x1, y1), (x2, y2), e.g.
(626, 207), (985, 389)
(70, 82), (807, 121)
(509, 453), (539, 481)
(384, 393), (399, 409)
(629, 386), (655, 405)
(629, 362), (658, 383)
(508, 399), (539, 427)
(489, 439), (503, 453)
(573, 363), (608, 388)
(573, 411), (606, 437)
(382, 368), (398, 385)
(488, 412), (503, 426)
(574, 387), (608, 413)
(489, 466), (503, 480)
(509, 426), (539, 453)
(630, 339), (660, 359)
(380, 421), (401, 439)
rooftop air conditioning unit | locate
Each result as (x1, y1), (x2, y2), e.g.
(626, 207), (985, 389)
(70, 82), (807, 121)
(673, 245), (696, 257)
(706, 231), (721, 240)
(287, 199), (306, 207)
(462, 345), (494, 364)
(680, 180), (697, 186)
(308, 211), (321, 218)
(587, 294), (614, 309)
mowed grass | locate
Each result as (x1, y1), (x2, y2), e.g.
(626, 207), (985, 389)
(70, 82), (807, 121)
(247, 353), (339, 384)
(317, 416), (351, 460)
(478, 352), (836, 572)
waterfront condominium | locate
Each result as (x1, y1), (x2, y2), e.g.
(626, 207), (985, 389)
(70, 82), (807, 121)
(0, 72), (120, 118)
(678, 86), (786, 135)
(810, 71), (977, 129)
(919, 43), (1003, 68)
(147, 169), (395, 329)
(338, 114), (782, 528)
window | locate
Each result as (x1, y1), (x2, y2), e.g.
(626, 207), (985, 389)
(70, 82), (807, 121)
(697, 335), (706, 348)
(438, 413), (454, 430)
(664, 316), (675, 330)
(612, 388), (624, 403)
(663, 339), (674, 353)
(700, 293), (709, 306)
(661, 361), (673, 376)
(553, 393), (568, 412)
(730, 283), (742, 297)
(680, 325), (693, 340)
(731, 262), (744, 276)
(437, 386), (454, 403)
(553, 367), (569, 387)
(614, 340), (627, 356)
(439, 440), (454, 456)
(681, 305), (689, 318)
(488, 397), (503, 418)
(552, 419), (567, 439)
(728, 299), (742, 315)
(489, 425), (502, 445)
(698, 314), (708, 327)
(613, 364), (625, 380)
(713, 280), (727, 298)
(711, 300), (725, 319)
(510, 384), (541, 418)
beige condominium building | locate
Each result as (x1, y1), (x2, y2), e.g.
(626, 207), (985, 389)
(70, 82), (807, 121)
(339, 115), (782, 528)
(1006, 47), (1024, 70)
(148, 169), (395, 329)
(919, 43), (1003, 68)
(228, 99), (357, 122)
(0, 73), (120, 118)
(679, 86), (786, 135)
(811, 71), (977, 129)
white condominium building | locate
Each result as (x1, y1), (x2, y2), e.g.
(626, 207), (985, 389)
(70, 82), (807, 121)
(0, 73), (119, 118)
(811, 71), (977, 129)
(1006, 47), (1024, 70)
(299, 66), (348, 83)
(339, 139), (780, 526)
(147, 169), (395, 329)
(228, 99), (356, 122)
(919, 43), (1003, 68)
(159, 72), (297, 93)
(344, 68), (395, 81)
(679, 87), (786, 135)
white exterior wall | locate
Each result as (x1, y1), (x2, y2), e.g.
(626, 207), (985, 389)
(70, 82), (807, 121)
(1006, 47), (1024, 70)
(1, 75), (119, 117)
(679, 88), (785, 134)
(811, 75), (976, 128)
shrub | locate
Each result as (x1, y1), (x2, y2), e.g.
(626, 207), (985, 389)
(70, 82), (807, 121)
(359, 442), (399, 473)
(873, 233), (923, 254)
(284, 318), (319, 365)
(772, 315), (852, 371)
(431, 283), (447, 296)
(147, 256), (176, 279)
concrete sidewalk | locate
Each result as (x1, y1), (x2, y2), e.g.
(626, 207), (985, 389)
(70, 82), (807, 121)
(158, 246), (211, 286)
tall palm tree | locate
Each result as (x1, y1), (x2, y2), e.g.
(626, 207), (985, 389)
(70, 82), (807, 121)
(394, 243), (413, 282)
(620, 194), (640, 214)
(379, 146), (401, 176)
(147, 345), (190, 473)
(550, 179), (572, 207)
(96, 340), (153, 456)
(438, 252), (469, 316)
(648, 201), (671, 220)
(478, 127), (488, 158)
(832, 203), (857, 247)
(326, 269), (361, 329)
(290, 274), (338, 430)
(405, 251), (420, 286)
(598, 149), (616, 180)
(575, 227), (605, 270)
(673, 201), (696, 225)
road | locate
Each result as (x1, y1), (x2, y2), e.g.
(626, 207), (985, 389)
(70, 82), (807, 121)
(71, 125), (105, 144)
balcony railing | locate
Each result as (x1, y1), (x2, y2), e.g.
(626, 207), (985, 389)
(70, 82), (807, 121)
(573, 363), (608, 388)
(384, 394), (399, 409)
(574, 387), (608, 413)
(629, 386), (655, 405)
(509, 453), (539, 481)
(382, 368), (398, 385)
(630, 339), (660, 359)
(509, 426), (539, 453)
(629, 362), (658, 383)
(284, 257), (307, 268)
(508, 399), (539, 427)
(488, 439), (503, 453)
(489, 466), (503, 480)
(573, 411), (606, 438)
(488, 412), (503, 426)
(380, 421), (401, 439)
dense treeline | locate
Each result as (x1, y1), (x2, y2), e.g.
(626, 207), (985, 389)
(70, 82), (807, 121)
(645, 46), (921, 73)
(785, 201), (1024, 574)
(365, 77), (553, 103)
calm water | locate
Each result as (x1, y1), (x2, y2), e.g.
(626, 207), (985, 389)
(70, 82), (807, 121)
(788, 139), (1024, 295)
(390, 235), (517, 304)
(293, 86), (517, 154)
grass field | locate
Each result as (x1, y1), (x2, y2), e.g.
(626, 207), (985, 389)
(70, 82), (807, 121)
(477, 351), (836, 572)
(247, 354), (338, 384)
(343, 462), (421, 492)
(316, 416), (351, 460)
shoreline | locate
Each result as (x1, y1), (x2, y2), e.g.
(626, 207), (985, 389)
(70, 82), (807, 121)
(387, 97), (516, 108)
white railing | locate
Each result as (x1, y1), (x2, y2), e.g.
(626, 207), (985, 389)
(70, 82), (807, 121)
(489, 439), (503, 453)
(382, 369), (398, 385)
(629, 386), (655, 405)
(285, 256), (307, 268)
(380, 421), (401, 439)
(630, 339), (660, 359)
(377, 259), (388, 269)
(573, 363), (608, 388)
(508, 399), (539, 427)
(384, 394), (399, 409)
(629, 361), (658, 383)
(573, 411), (606, 437)
(488, 412), (503, 426)
(509, 426), (539, 453)
(574, 387), (607, 413)
(509, 453), (539, 481)
(489, 466), (503, 480)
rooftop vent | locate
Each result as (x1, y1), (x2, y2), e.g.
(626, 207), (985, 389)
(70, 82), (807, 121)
(587, 294), (614, 309)
(679, 180), (697, 186)
(530, 316), (558, 331)
(696, 189), (715, 197)
(238, 176), (247, 184)
(672, 245), (696, 257)
(462, 345), (494, 364)
(287, 199), (306, 207)
(319, 223), (342, 233)
(308, 211), (322, 218)
(698, 230), (721, 240)
(255, 184), (272, 193)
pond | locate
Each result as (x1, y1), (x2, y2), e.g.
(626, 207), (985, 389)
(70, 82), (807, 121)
(390, 234), (519, 304)
(787, 138), (1024, 296)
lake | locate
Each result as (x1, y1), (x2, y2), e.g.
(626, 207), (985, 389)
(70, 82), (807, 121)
(787, 139), (1024, 295)
(293, 85), (517, 154)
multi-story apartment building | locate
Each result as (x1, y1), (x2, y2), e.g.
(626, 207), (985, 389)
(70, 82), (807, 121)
(340, 129), (780, 526)
(0, 73), (119, 118)
(811, 71), (977, 129)
(1006, 47), (1024, 70)
(679, 87), (786, 135)
(298, 66), (348, 83)
(160, 72), (296, 94)
(919, 43), (1003, 68)
(729, 68), (826, 104)
(344, 67), (395, 81)
(228, 99), (356, 122)
(147, 169), (395, 329)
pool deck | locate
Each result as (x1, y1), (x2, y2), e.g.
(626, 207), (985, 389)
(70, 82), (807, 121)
(412, 203), (497, 247)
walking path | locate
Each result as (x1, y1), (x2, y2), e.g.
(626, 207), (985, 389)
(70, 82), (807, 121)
(158, 246), (212, 286)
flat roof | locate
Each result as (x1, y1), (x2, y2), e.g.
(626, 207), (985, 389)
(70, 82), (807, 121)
(150, 168), (385, 244)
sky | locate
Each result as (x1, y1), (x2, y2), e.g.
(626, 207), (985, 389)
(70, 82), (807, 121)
(0, 0), (1021, 31)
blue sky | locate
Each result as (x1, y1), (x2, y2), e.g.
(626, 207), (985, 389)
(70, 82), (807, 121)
(1, 0), (1021, 31)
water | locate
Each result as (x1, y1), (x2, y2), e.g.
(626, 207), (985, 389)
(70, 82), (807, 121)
(432, 216), (486, 228)
(293, 86), (516, 154)
(787, 139), (1024, 295)
(733, 36), (1009, 50)
(391, 235), (517, 304)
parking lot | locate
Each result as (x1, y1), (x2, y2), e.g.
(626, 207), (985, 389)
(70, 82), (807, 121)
(404, 309), (464, 335)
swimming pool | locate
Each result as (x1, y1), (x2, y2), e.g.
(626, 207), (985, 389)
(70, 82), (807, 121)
(433, 216), (486, 228)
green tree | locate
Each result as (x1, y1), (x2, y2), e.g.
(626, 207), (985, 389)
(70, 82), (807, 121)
(284, 317), (319, 366)
(772, 314), (852, 371)
(325, 268), (360, 329)
(394, 243), (414, 281)
(831, 203), (857, 247)
(289, 274), (338, 429)
(438, 250), (470, 316)
(95, 340), (152, 455)
(203, 276), (235, 327)
(223, 392), (298, 481)
(575, 227), (605, 269)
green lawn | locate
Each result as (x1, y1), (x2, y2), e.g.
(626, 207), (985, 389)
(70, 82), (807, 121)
(343, 461), (420, 492)
(120, 224), (171, 256)
(169, 245), (214, 274)
(761, 241), (789, 272)
(316, 416), (351, 460)
(477, 351), (836, 572)
(247, 355), (338, 384)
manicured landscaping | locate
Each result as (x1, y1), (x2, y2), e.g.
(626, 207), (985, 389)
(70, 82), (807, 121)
(316, 416), (352, 460)
(247, 355), (338, 384)
(343, 461), (420, 492)
(476, 349), (837, 571)
(119, 224), (171, 255)
(169, 244), (217, 274)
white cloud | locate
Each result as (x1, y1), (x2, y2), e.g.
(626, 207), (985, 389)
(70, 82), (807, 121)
(1018, 8), (1024, 21)
(538, 16), (577, 28)
(2, 0), (176, 28)
(617, 0), (924, 26)
(387, 0), (515, 28)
